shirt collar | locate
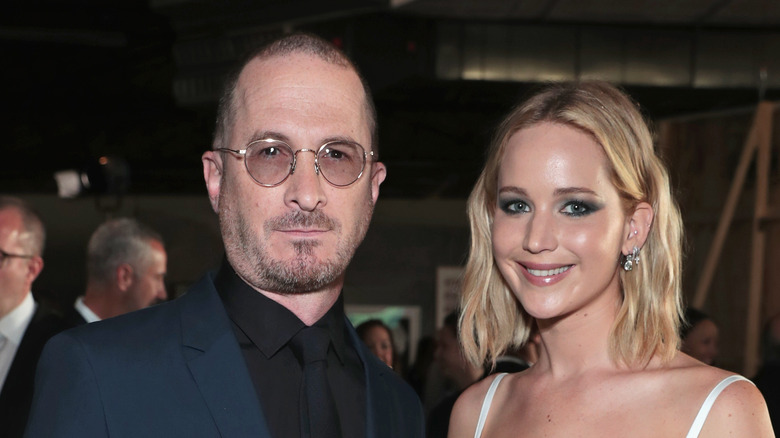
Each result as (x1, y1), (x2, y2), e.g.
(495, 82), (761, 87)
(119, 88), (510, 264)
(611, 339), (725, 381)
(0, 292), (37, 345)
(74, 296), (101, 323)
(310, 292), (349, 365)
(215, 259), (349, 364)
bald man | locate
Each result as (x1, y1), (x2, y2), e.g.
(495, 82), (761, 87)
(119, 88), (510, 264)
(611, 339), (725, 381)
(0, 196), (69, 438)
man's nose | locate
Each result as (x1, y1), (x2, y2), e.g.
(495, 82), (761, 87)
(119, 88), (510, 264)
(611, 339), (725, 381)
(283, 150), (327, 212)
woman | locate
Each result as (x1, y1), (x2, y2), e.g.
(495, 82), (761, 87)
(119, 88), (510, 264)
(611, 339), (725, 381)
(356, 319), (395, 369)
(450, 82), (773, 437)
(681, 307), (720, 365)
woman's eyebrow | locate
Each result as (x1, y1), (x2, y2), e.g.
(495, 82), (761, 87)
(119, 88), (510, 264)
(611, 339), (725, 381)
(553, 187), (598, 197)
(497, 186), (528, 196)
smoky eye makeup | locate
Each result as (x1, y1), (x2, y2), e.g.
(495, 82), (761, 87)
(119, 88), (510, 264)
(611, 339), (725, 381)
(559, 199), (603, 217)
(498, 197), (531, 214)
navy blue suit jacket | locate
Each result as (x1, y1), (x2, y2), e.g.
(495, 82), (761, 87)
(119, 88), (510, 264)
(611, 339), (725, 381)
(25, 274), (424, 438)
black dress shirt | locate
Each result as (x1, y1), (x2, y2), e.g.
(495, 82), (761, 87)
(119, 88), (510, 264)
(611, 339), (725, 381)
(215, 260), (366, 438)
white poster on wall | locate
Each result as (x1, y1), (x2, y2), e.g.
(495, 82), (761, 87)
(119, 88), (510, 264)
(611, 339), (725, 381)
(436, 266), (464, 329)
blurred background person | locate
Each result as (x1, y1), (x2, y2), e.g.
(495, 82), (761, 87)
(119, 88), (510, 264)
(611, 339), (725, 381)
(66, 217), (167, 325)
(680, 307), (719, 365)
(356, 318), (395, 369)
(754, 313), (780, 430)
(427, 310), (483, 438)
(486, 326), (541, 376)
(405, 335), (435, 402)
(0, 196), (70, 438)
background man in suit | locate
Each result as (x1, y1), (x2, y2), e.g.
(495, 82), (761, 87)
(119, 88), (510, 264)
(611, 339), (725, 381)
(0, 196), (70, 438)
(67, 218), (167, 325)
(26, 33), (424, 437)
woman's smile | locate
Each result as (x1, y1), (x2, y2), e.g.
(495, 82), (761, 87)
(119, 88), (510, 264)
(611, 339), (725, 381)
(518, 262), (573, 286)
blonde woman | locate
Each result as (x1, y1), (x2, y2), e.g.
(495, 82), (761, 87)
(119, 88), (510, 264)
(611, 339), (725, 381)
(450, 81), (773, 438)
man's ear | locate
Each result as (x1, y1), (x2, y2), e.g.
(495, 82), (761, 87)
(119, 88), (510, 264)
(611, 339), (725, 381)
(622, 202), (654, 255)
(202, 150), (223, 213)
(26, 256), (44, 285)
(369, 161), (386, 204)
(116, 264), (135, 293)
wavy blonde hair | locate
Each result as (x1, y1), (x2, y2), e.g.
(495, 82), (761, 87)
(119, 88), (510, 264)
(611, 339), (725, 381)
(460, 81), (684, 368)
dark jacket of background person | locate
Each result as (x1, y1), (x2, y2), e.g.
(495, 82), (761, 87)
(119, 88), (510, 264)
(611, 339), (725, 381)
(0, 302), (70, 438)
(754, 313), (780, 431)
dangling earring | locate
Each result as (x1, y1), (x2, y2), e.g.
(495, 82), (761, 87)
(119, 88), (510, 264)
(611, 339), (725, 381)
(623, 246), (640, 271)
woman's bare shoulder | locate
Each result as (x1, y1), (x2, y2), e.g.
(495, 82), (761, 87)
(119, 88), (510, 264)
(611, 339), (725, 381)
(700, 376), (773, 437)
(448, 374), (509, 438)
(693, 369), (773, 437)
(657, 353), (773, 437)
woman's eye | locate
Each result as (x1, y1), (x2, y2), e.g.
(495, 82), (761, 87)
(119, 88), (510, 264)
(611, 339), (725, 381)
(499, 199), (530, 214)
(561, 201), (594, 216)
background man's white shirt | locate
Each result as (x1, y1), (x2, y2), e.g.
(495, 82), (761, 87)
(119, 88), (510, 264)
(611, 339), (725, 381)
(0, 292), (36, 390)
(74, 296), (101, 323)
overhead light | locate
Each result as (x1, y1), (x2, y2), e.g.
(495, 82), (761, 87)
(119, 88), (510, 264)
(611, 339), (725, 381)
(54, 156), (130, 199)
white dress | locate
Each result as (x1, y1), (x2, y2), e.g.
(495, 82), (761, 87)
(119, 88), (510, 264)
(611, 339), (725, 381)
(473, 373), (751, 438)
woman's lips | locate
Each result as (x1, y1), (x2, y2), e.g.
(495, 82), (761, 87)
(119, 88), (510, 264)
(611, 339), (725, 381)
(519, 262), (573, 286)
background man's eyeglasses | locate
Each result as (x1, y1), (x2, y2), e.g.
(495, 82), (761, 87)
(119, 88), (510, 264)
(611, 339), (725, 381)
(217, 138), (374, 187)
(0, 249), (34, 267)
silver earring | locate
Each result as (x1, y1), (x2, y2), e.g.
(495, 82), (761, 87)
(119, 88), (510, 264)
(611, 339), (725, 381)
(623, 246), (640, 271)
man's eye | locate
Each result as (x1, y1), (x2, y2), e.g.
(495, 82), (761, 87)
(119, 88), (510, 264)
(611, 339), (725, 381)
(249, 145), (290, 161)
(261, 147), (280, 156)
(320, 144), (358, 162)
(323, 149), (344, 159)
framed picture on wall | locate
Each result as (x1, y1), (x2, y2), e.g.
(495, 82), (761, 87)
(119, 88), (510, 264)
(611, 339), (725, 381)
(436, 266), (464, 329)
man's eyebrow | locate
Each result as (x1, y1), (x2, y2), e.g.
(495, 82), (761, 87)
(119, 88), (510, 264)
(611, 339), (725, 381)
(247, 131), (291, 144)
(247, 132), (360, 147)
(321, 135), (361, 145)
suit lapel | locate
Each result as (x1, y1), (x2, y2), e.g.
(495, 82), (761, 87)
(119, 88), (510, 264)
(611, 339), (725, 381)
(179, 275), (270, 438)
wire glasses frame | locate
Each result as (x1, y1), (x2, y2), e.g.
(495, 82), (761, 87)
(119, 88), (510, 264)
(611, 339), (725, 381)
(0, 248), (34, 267)
(217, 138), (375, 187)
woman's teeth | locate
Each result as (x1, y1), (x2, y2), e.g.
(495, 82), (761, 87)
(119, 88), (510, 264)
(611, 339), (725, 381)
(527, 265), (570, 277)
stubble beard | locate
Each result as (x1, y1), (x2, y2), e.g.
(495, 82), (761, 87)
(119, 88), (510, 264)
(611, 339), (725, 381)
(219, 189), (374, 295)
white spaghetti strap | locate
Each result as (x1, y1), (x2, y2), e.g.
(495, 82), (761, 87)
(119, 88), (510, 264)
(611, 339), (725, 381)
(685, 375), (752, 438)
(473, 373), (508, 438)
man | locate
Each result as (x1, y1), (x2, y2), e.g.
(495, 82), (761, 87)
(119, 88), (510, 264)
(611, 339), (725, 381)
(67, 218), (167, 325)
(0, 196), (70, 438)
(26, 33), (424, 437)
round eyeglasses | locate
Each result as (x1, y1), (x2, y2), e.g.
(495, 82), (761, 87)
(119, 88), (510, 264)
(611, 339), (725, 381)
(0, 248), (34, 268)
(217, 138), (374, 187)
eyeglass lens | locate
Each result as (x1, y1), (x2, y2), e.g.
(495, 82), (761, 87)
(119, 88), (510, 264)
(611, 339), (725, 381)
(0, 249), (31, 266)
(244, 140), (366, 186)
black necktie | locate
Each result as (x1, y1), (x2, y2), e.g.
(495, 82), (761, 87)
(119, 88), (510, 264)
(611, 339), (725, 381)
(290, 326), (343, 438)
